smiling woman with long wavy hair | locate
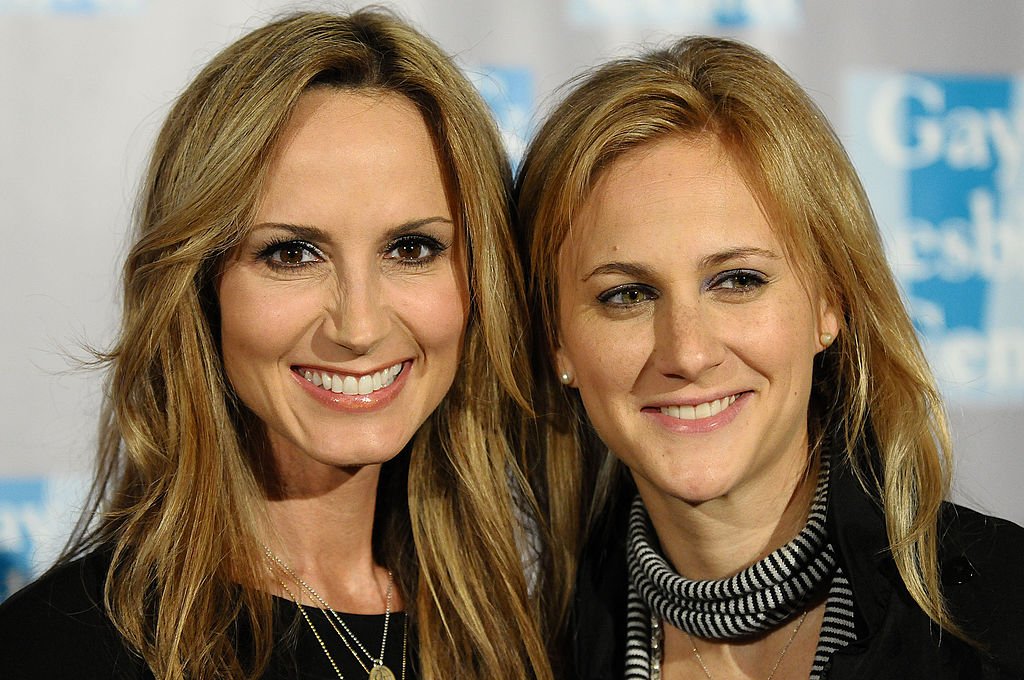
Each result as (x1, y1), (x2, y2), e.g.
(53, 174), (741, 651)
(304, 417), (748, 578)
(0, 10), (555, 680)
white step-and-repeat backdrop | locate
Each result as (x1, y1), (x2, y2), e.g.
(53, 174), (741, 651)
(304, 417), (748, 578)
(3, 0), (1023, 600)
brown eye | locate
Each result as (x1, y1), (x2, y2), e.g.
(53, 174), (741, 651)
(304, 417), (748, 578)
(258, 239), (322, 268)
(277, 244), (307, 265)
(394, 242), (428, 260)
(383, 235), (446, 265)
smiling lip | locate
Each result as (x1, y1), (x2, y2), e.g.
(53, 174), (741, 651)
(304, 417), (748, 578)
(291, 361), (409, 412)
(643, 391), (751, 434)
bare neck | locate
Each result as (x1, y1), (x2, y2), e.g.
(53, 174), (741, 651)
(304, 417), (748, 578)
(264, 462), (398, 613)
(637, 458), (817, 581)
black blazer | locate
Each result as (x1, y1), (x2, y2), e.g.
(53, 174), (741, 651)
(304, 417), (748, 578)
(0, 548), (416, 679)
(570, 460), (1024, 679)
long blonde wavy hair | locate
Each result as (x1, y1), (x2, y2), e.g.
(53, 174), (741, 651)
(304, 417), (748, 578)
(517, 36), (960, 639)
(67, 9), (553, 680)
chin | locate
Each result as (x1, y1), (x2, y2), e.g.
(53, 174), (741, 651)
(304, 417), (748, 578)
(317, 443), (409, 469)
(641, 467), (738, 507)
(273, 428), (414, 475)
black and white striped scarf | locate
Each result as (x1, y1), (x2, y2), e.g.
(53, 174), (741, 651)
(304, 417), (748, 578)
(624, 456), (852, 678)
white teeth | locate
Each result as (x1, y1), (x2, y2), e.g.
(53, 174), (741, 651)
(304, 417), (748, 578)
(300, 363), (405, 395)
(660, 394), (738, 420)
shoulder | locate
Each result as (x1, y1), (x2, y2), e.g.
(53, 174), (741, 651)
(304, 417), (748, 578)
(938, 503), (1024, 676)
(938, 502), (1024, 594)
(0, 549), (149, 679)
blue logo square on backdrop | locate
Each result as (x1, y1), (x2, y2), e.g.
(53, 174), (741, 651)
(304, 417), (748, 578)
(847, 72), (1024, 402)
(0, 479), (46, 600)
(0, 476), (85, 601)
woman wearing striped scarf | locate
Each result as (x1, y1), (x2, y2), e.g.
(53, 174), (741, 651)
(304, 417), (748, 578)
(517, 35), (1024, 680)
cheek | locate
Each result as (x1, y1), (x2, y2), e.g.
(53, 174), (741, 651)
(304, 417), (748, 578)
(401, 274), (469, 355)
(740, 302), (818, 388)
(217, 272), (318, 380)
(218, 271), (262, 366)
(563, 315), (650, 391)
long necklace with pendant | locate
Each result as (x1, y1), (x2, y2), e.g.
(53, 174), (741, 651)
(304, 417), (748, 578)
(266, 547), (405, 680)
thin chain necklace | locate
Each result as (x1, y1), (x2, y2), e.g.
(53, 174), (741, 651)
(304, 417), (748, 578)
(651, 611), (808, 680)
(265, 547), (406, 680)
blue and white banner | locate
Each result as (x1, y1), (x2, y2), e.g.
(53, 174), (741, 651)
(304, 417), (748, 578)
(567, 0), (803, 28)
(472, 66), (535, 169)
(0, 477), (86, 601)
(0, 0), (145, 13)
(848, 72), (1024, 403)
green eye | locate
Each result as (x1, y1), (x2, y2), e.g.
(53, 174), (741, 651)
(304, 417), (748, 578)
(710, 269), (767, 291)
(598, 285), (659, 306)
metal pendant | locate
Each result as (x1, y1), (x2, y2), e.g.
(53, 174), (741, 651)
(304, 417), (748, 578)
(369, 665), (396, 680)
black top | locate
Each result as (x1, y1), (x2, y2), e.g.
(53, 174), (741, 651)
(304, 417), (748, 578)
(570, 458), (1024, 680)
(0, 549), (417, 680)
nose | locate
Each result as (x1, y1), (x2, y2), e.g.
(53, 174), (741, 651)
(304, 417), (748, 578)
(651, 298), (726, 381)
(322, 270), (392, 355)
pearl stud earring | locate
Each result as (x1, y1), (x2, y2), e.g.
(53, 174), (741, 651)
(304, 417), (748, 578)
(820, 332), (835, 347)
(559, 372), (572, 385)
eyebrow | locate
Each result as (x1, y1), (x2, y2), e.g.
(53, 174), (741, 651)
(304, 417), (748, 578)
(250, 216), (454, 245)
(581, 246), (781, 282)
(698, 246), (781, 269)
(582, 261), (656, 282)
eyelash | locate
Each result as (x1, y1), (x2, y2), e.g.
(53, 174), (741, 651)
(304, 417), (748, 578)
(383, 234), (449, 267)
(707, 269), (768, 292)
(256, 238), (324, 270)
(596, 269), (768, 307)
(255, 234), (450, 272)
(597, 284), (659, 307)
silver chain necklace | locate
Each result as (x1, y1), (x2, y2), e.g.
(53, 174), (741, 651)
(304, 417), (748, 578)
(265, 547), (406, 680)
(650, 611), (808, 680)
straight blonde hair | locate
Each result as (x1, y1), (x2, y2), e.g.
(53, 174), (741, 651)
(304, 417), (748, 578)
(69, 9), (552, 679)
(517, 35), (959, 639)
